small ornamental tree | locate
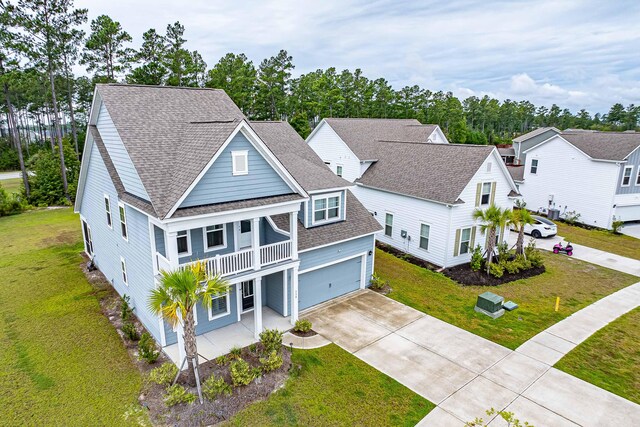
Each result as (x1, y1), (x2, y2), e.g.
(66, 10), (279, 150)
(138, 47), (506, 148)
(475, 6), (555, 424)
(472, 204), (512, 273)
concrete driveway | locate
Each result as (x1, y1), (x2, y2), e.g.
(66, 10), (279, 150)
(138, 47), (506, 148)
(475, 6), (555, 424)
(621, 223), (640, 239)
(304, 289), (640, 426)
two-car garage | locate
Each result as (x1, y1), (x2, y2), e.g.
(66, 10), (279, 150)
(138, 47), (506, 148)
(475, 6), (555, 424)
(298, 255), (365, 311)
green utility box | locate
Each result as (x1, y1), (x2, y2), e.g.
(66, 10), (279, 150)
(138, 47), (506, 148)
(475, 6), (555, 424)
(475, 292), (505, 319)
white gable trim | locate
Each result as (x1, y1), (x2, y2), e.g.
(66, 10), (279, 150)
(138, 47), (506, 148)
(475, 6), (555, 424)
(306, 119), (362, 164)
(428, 126), (450, 144)
(165, 120), (308, 219)
(265, 215), (290, 236)
(74, 129), (95, 213)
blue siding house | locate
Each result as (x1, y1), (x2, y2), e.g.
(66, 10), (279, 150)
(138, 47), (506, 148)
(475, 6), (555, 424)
(75, 84), (381, 364)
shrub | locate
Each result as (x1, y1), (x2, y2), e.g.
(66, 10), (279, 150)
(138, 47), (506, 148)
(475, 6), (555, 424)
(0, 140), (20, 171)
(488, 263), (504, 278)
(121, 294), (133, 321)
(122, 321), (139, 341)
(524, 241), (544, 268)
(369, 272), (387, 290)
(496, 241), (509, 262)
(138, 333), (160, 364)
(260, 350), (284, 373)
(470, 245), (484, 272)
(27, 139), (79, 206)
(294, 319), (312, 333)
(259, 328), (283, 354)
(229, 345), (242, 359)
(149, 362), (178, 386)
(163, 384), (196, 406)
(0, 185), (25, 216)
(215, 355), (227, 366)
(230, 358), (256, 386)
(502, 259), (520, 275)
(202, 374), (232, 400)
(563, 210), (581, 225)
(611, 220), (625, 234)
(248, 343), (257, 353)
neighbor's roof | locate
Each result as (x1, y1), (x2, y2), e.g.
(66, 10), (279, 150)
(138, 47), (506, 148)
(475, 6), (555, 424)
(559, 131), (640, 161)
(498, 146), (515, 156)
(323, 118), (440, 159)
(96, 84), (246, 219)
(270, 190), (382, 250)
(507, 165), (525, 182)
(250, 121), (350, 192)
(356, 142), (497, 204)
(513, 127), (561, 143)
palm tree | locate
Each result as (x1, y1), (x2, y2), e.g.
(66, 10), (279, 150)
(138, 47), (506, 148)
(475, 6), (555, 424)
(149, 262), (228, 404)
(511, 208), (534, 256)
(473, 204), (512, 272)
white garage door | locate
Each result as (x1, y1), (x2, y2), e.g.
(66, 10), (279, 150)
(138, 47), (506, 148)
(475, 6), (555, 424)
(615, 205), (640, 222)
(299, 256), (363, 311)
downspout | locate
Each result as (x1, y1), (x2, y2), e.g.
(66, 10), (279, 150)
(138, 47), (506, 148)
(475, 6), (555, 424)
(443, 205), (454, 268)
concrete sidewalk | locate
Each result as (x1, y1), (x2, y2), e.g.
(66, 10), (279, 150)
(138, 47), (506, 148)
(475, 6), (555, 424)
(509, 234), (640, 277)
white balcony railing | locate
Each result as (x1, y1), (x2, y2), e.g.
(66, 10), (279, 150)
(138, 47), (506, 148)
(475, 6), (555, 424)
(156, 253), (172, 274)
(169, 240), (293, 279)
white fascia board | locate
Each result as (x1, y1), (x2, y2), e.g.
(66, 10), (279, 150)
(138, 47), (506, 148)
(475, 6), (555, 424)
(308, 120), (363, 164)
(298, 231), (379, 253)
(305, 119), (327, 143)
(74, 130), (95, 212)
(308, 186), (352, 194)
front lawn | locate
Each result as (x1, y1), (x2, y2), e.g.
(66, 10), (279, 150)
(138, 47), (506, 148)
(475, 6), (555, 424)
(555, 307), (640, 404)
(376, 249), (638, 349)
(1, 177), (22, 194)
(556, 222), (640, 260)
(0, 208), (144, 425)
(226, 344), (434, 426)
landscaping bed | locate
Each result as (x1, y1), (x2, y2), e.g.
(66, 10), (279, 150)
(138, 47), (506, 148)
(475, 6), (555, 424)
(376, 241), (439, 271)
(442, 262), (545, 286)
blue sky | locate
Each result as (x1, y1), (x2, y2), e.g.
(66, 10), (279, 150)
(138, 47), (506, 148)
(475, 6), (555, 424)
(77, 0), (640, 114)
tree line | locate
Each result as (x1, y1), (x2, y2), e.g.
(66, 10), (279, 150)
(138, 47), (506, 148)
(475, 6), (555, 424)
(1, 1), (638, 207)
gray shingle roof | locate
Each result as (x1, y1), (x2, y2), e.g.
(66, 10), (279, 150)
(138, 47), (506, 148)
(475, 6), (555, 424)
(507, 165), (525, 182)
(513, 127), (560, 143)
(172, 194), (305, 218)
(323, 118), (440, 159)
(559, 131), (640, 161)
(356, 142), (497, 204)
(249, 121), (350, 192)
(498, 147), (515, 156)
(270, 190), (382, 251)
(96, 84), (246, 218)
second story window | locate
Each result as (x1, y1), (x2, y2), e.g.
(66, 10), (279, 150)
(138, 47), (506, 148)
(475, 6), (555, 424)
(480, 182), (492, 206)
(385, 213), (393, 237)
(177, 230), (191, 256)
(336, 165), (343, 177)
(104, 195), (112, 228)
(313, 193), (341, 224)
(530, 159), (539, 174)
(622, 166), (633, 187)
(205, 224), (226, 250)
(232, 150), (248, 176)
(118, 202), (128, 241)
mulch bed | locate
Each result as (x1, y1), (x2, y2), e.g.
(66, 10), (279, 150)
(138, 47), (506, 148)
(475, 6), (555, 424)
(290, 329), (317, 338)
(376, 242), (439, 271)
(442, 262), (546, 286)
(80, 254), (295, 426)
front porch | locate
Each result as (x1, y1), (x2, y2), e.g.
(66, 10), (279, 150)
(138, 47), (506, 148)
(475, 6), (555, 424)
(163, 307), (292, 364)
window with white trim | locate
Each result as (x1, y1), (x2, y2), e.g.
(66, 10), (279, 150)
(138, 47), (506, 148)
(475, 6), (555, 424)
(336, 165), (343, 177)
(459, 227), (472, 255)
(480, 182), (492, 205)
(104, 195), (112, 228)
(176, 230), (191, 256)
(530, 159), (539, 174)
(231, 150), (248, 175)
(205, 224), (225, 250)
(419, 223), (430, 250)
(313, 193), (341, 224)
(118, 202), (128, 240)
(121, 257), (128, 285)
(636, 168), (640, 186)
(622, 166), (633, 186)
(209, 292), (230, 320)
(385, 213), (393, 237)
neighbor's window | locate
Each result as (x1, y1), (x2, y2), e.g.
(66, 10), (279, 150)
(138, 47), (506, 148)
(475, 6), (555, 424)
(118, 202), (128, 240)
(313, 194), (341, 224)
(104, 195), (112, 228)
(336, 165), (343, 177)
(481, 182), (492, 205)
(622, 166), (633, 186)
(177, 230), (191, 255)
(419, 223), (430, 250)
(459, 227), (472, 255)
(205, 224), (225, 250)
(231, 150), (248, 175)
(530, 159), (539, 174)
(636, 168), (640, 186)
(121, 257), (128, 285)
(385, 213), (393, 237)
(210, 292), (230, 319)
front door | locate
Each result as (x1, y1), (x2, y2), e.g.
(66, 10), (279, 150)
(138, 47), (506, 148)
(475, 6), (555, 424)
(238, 220), (252, 249)
(241, 280), (254, 312)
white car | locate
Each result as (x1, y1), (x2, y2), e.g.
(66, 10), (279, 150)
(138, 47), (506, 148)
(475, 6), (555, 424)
(519, 215), (557, 238)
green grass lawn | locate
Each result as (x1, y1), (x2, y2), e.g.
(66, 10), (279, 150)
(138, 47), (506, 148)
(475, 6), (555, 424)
(555, 307), (640, 404)
(0, 208), (144, 425)
(556, 222), (640, 260)
(376, 249), (638, 349)
(1, 177), (23, 194)
(226, 344), (434, 426)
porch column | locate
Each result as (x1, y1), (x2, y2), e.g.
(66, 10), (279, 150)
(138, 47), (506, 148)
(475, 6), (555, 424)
(289, 211), (298, 260)
(166, 231), (179, 269)
(252, 217), (261, 270)
(290, 266), (299, 325)
(254, 276), (263, 339)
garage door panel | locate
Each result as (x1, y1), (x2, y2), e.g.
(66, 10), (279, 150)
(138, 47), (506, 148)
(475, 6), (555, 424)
(299, 257), (362, 310)
(616, 205), (640, 222)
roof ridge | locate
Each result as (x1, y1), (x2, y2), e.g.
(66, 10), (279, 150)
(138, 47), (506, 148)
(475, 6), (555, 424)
(98, 83), (225, 92)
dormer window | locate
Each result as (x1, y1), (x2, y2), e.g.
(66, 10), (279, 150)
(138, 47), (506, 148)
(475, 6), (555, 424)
(232, 150), (248, 176)
(312, 192), (341, 225)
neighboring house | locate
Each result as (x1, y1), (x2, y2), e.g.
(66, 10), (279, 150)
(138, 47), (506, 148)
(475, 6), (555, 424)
(306, 118), (520, 268)
(514, 130), (640, 228)
(497, 146), (516, 165)
(512, 127), (561, 164)
(75, 84), (381, 361)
